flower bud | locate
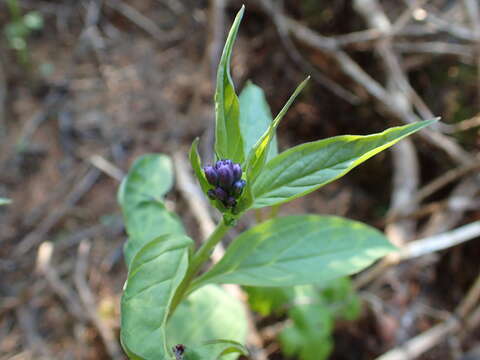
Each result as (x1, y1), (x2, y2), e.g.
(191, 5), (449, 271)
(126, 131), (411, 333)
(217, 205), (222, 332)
(225, 196), (237, 208)
(214, 187), (228, 201)
(232, 179), (246, 197)
(217, 165), (234, 188)
(203, 165), (218, 186)
(232, 163), (242, 181)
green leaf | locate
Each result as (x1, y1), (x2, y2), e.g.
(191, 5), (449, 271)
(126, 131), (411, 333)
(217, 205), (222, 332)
(118, 154), (185, 267)
(236, 78), (309, 213)
(239, 81), (278, 160)
(246, 77), (309, 184)
(244, 286), (294, 316)
(167, 285), (248, 360)
(189, 138), (210, 194)
(0, 198), (11, 206)
(253, 119), (437, 208)
(121, 234), (192, 360)
(280, 304), (333, 360)
(183, 340), (248, 360)
(214, 6), (245, 164)
(193, 215), (395, 288)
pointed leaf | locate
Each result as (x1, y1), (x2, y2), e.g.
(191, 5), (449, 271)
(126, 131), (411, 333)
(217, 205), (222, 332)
(253, 119), (437, 208)
(246, 77), (309, 184)
(189, 138), (210, 194)
(239, 81), (278, 160)
(193, 215), (395, 288)
(214, 6), (245, 164)
(121, 234), (192, 360)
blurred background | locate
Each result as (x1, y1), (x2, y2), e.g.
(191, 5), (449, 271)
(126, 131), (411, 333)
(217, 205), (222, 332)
(1, 0), (480, 359)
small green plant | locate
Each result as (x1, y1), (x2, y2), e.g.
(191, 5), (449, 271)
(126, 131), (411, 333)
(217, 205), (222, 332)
(4, 0), (43, 64)
(118, 6), (436, 360)
(246, 278), (360, 360)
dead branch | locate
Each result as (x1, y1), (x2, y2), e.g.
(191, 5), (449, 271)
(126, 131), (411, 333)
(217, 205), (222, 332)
(74, 239), (123, 359)
(259, 0), (473, 165)
(35, 242), (86, 321)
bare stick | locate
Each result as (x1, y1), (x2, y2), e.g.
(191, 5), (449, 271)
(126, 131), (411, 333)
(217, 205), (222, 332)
(355, 220), (480, 288)
(35, 242), (86, 321)
(15, 305), (52, 359)
(414, 154), (480, 203)
(259, 0), (472, 165)
(74, 239), (123, 359)
(399, 221), (480, 260)
(14, 167), (101, 256)
(268, 0), (362, 105)
(105, 0), (178, 42)
(89, 154), (124, 181)
(375, 318), (459, 360)
(354, 0), (421, 245)
(376, 263), (480, 359)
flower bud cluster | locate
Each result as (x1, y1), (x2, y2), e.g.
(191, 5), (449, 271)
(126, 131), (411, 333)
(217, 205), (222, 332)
(203, 159), (246, 208)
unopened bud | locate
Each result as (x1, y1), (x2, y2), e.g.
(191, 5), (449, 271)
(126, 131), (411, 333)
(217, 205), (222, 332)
(203, 165), (218, 186)
(214, 187), (228, 201)
(232, 179), (246, 197)
(232, 163), (242, 181)
(217, 165), (234, 188)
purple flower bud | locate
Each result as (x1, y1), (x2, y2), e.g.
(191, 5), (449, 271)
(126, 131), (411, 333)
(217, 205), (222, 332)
(232, 163), (242, 181)
(214, 187), (228, 201)
(203, 165), (218, 186)
(217, 165), (234, 188)
(232, 179), (246, 197)
(225, 196), (237, 208)
(215, 159), (232, 169)
(207, 189), (216, 200)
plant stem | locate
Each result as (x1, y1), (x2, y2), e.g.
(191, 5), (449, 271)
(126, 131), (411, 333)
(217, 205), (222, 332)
(168, 218), (230, 317)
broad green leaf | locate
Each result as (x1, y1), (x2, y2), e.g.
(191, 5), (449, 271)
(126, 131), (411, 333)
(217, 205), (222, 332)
(214, 6), (245, 164)
(189, 138), (210, 194)
(118, 154), (185, 267)
(0, 198), (11, 206)
(121, 234), (192, 360)
(193, 215), (395, 288)
(246, 77), (309, 184)
(183, 340), (248, 360)
(239, 81), (278, 160)
(167, 285), (248, 360)
(118, 154), (174, 208)
(253, 119), (437, 208)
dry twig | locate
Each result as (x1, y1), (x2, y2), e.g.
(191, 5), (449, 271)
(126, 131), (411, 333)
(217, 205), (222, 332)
(74, 239), (123, 359)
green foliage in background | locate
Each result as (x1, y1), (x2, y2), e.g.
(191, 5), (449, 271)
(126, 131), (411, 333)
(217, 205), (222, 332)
(4, 0), (43, 64)
(246, 278), (360, 360)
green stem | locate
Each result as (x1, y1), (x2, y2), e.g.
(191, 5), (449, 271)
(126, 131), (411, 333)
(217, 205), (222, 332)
(168, 218), (230, 317)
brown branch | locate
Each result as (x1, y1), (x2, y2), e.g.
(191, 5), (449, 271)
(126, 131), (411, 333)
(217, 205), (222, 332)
(74, 239), (123, 359)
